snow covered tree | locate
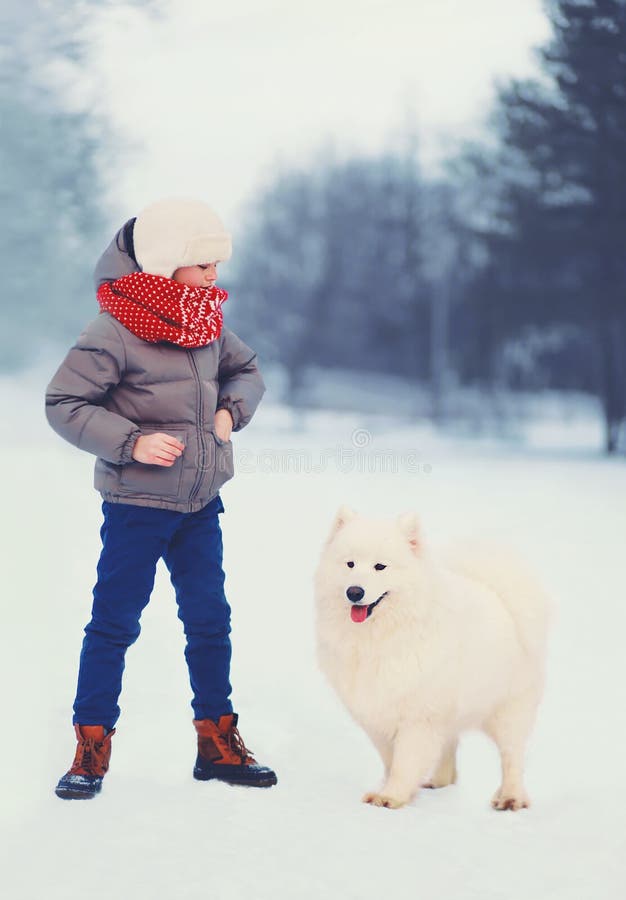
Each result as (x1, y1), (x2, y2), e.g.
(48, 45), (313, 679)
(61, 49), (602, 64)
(0, 1), (109, 370)
(233, 147), (431, 403)
(231, 167), (327, 405)
(486, 0), (626, 452)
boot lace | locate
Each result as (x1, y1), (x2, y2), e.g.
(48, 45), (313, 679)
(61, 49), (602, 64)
(70, 737), (107, 777)
(227, 724), (255, 764)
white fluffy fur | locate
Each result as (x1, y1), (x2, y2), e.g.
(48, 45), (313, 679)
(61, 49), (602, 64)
(133, 198), (232, 277)
(314, 507), (551, 811)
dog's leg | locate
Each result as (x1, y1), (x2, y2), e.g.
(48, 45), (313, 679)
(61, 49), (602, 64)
(485, 690), (540, 811)
(368, 731), (393, 778)
(363, 723), (443, 809)
(422, 740), (458, 789)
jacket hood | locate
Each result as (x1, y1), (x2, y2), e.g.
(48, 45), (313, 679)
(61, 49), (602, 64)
(93, 219), (141, 291)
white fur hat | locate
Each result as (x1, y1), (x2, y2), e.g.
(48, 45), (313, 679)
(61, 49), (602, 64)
(133, 197), (232, 277)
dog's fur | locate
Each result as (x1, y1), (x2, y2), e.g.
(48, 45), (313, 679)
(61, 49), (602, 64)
(314, 507), (551, 811)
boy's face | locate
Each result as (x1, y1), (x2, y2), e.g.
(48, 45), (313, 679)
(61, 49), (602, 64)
(172, 262), (219, 288)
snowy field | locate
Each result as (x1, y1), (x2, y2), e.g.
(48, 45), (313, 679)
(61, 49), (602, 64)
(1, 366), (625, 900)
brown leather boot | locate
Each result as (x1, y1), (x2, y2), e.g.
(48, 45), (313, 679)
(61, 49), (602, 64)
(55, 725), (115, 799)
(193, 714), (277, 787)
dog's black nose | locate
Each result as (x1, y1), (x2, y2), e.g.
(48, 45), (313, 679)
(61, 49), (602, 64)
(346, 585), (365, 603)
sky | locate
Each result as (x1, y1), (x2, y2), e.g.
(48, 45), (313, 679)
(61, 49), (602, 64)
(80, 0), (551, 230)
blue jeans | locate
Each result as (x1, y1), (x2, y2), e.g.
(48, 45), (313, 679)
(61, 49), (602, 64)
(73, 495), (232, 729)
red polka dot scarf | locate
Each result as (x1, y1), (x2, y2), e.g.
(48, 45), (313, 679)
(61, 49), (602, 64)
(97, 272), (227, 348)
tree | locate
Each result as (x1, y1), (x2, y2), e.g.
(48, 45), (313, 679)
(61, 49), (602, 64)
(487, 0), (626, 452)
(232, 147), (432, 403)
(231, 166), (327, 405)
(0, 1), (110, 370)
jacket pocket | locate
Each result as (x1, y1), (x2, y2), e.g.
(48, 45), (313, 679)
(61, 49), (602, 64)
(118, 425), (188, 500)
(208, 431), (234, 495)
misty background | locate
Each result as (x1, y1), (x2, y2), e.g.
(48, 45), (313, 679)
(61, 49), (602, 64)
(2, 6), (626, 897)
(1, 0), (625, 454)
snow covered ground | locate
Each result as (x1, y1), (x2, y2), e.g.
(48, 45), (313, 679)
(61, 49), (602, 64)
(1, 367), (625, 899)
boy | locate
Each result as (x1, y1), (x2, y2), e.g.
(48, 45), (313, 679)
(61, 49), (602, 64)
(46, 198), (277, 799)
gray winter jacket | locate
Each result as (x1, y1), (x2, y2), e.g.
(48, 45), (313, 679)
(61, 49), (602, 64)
(45, 224), (265, 512)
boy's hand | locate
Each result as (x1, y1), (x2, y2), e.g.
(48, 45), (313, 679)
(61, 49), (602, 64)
(214, 408), (234, 443)
(132, 433), (185, 466)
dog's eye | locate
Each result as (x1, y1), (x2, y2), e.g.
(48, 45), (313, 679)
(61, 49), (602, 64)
(346, 561), (355, 568)
(374, 563), (386, 571)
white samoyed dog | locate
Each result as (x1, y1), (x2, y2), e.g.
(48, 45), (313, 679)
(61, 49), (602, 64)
(315, 507), (551, 811)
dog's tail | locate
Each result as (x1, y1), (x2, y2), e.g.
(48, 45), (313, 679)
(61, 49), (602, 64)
(441, 541), (554, 659)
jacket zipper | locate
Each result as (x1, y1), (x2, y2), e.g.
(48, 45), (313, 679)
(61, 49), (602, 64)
(187, 350), (205, 511)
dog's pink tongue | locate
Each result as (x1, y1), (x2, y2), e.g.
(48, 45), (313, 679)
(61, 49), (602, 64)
(351, 605), (368, 624)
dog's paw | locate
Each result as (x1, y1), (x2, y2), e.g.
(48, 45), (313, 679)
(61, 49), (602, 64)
(491, 788), (530, 811)
(422, 776), (456, 789)
(362, 791), (405, 809)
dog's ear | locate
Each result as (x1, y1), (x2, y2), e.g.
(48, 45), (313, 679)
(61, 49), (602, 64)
(397, 512), (420, 555)
(326, 505), (356, 543)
